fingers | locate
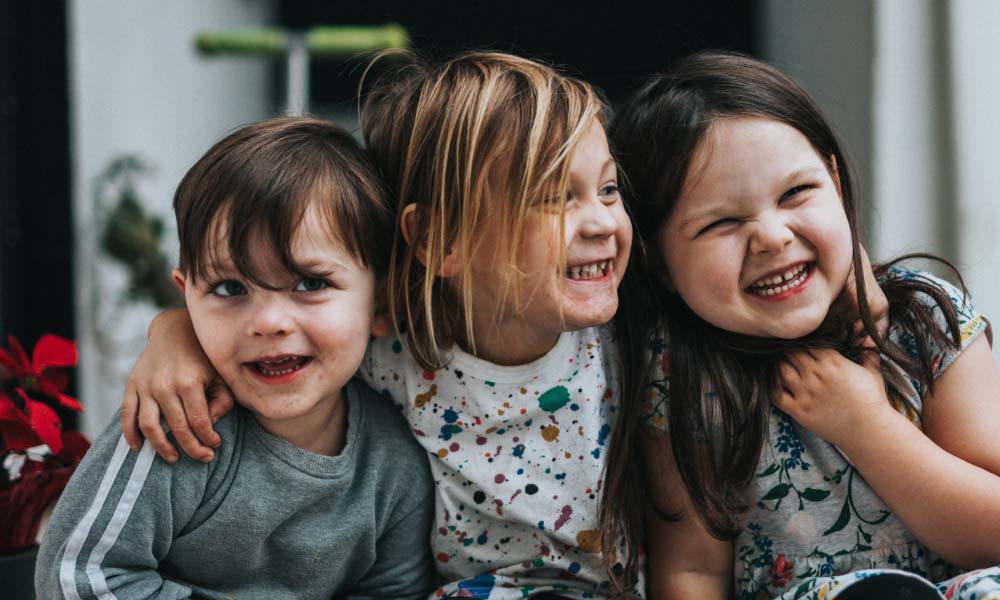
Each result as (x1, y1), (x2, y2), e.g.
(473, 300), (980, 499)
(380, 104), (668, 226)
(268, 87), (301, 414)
(778, 358), (802, 387)
(136, 394), (177, 463)
(178, 378), (222, 450)
(161, 391), (216, 463)
(121, 379), (144, 450)
(205, 377), (235, 423)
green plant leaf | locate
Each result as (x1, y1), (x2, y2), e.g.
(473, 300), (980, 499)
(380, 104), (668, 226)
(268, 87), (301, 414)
(823, 501), (851, 536)
(800, 488), (830, 502)
(760, 483), (790, 500)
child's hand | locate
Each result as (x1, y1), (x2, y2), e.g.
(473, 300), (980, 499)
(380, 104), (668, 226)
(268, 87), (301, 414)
(820, 245), (889, 341)
(776, 348), (891, 447)
(121, 308), (232, 463)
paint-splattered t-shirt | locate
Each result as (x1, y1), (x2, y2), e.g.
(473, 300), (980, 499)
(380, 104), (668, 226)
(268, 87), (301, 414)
(362, 325), (633, 599)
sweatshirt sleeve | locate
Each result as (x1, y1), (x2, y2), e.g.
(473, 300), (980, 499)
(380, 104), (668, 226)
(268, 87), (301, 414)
(339, 490), (437, 600)
(35, 415), (210, 599)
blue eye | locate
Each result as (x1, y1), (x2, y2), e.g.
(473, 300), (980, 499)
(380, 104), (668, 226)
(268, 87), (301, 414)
(600, 184), (620, 199)
(294, 278), (329, 292)
(211, 280), (246, 297)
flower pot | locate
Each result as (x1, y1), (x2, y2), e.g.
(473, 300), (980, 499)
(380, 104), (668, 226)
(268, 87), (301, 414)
(0, 545), (38, 600)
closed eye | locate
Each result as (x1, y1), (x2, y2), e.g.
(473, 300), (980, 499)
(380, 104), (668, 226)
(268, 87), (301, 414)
(780, 184), (814, 204)
(698, 217), (740, 236)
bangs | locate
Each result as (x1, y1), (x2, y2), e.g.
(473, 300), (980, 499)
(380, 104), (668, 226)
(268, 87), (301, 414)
(175, 117), (393, 289)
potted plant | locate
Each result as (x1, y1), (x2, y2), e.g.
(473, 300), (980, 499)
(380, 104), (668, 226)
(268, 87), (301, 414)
(0, 334), (89, 598)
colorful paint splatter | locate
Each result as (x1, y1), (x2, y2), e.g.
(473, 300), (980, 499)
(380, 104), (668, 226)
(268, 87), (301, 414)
(644, 268), (999, 599)
(363, 325), (635, 599)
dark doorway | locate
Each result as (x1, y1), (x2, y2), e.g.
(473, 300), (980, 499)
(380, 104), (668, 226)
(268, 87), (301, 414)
(279, 0), (758, 107)
(0, 2), (75, 397)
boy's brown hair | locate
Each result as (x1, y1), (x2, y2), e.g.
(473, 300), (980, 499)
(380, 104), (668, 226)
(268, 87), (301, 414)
(174, 117), (393, 286)
(360, 51), (608, 369)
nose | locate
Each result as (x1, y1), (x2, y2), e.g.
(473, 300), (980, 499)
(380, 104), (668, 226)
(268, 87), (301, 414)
(578, 197), (618, 239)
(748, 213), (794, 254)
(246, 292), (295, 337)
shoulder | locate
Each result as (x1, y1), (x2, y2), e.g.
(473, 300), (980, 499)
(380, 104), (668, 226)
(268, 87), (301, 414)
(349, 379), (427, 470)
(882, 266), (987, 345)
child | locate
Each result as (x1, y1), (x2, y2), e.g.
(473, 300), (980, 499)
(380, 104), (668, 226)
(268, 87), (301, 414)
(609, 51), (1000, 599)
(36, 117), (436, 599)
(115, 52), (641, 599)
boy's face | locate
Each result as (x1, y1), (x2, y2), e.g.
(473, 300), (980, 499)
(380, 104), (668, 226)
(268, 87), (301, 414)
(175, 207), (380, 447)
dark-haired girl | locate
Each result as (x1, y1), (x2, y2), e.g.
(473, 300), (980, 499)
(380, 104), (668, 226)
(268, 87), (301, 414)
(610, 52), (1000, 599)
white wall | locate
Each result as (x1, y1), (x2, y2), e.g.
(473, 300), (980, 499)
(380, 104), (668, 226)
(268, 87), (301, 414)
(762, 0), (1000, 355)
(69, 0), (277, 437)
(948, 1), (1000, 342)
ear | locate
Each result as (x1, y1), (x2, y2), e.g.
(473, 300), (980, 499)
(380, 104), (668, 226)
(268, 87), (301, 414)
(370, 313), (393, 338)
(830, 154), (843, 197)
(171, 268), (187, 294)
(400, 202), (463, 278)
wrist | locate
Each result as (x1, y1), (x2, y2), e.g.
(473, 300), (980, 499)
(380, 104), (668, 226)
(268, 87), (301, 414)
(837, 405), (911, 458)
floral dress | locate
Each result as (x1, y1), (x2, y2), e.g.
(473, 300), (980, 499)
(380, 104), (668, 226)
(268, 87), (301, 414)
(645, 268), (1000, 599)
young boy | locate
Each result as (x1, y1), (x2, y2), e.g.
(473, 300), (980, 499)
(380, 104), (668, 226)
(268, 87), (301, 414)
(36, 118), (436, 599)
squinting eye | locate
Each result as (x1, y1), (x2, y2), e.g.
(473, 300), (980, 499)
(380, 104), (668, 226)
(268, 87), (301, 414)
(211, 280), (247, 297)
(294, 278), (329, 292)
(698, 218), (739, 236)
(780, 184), (813, 203)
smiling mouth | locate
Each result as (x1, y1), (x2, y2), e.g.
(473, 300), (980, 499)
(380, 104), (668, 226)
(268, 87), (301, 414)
(251, 356), (312, 376)
(565, 260), (611, 281)
(747, 263), (811, 296)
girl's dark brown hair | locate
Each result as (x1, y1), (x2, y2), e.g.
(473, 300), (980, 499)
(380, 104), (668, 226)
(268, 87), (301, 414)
(602, 51), (963, 589)
(174, 116), (393, 285)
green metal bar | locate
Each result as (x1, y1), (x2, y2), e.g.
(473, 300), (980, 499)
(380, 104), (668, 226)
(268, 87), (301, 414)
(196, 24), (409, 58)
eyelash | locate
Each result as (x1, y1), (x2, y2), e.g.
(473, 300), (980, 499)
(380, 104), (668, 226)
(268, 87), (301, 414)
(781, 184), (814, 203)
(209, 280), (247, 298)
(207, 277), (333, 297)
(294, 278), (332, 293)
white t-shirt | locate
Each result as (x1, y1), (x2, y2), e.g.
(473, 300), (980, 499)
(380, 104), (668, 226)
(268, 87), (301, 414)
(362, 324), (633, 599)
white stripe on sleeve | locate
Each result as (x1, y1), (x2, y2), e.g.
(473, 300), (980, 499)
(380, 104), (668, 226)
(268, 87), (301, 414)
(59, 435), (134, 600)
(86, 440), (157, 599)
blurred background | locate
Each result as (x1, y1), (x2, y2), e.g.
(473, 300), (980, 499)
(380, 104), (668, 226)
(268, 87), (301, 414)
(2, 0), (998, 439)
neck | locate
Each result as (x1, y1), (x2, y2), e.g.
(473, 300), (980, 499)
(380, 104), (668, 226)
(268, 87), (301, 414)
(251, 389), (348, 456)
(462, 318), (561, 366)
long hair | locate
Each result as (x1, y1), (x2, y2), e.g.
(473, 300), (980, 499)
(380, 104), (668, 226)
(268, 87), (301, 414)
(604, 51), (963, 587)
(360, 50), (607, 370)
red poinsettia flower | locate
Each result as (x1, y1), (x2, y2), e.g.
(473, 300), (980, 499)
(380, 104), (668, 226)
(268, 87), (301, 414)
(0, 388), (64, 453)
(769, 554), (795, 588)
(0, 334), (80, 411)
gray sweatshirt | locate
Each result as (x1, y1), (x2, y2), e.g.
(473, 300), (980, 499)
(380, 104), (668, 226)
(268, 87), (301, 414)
(36, 379), (436, 599)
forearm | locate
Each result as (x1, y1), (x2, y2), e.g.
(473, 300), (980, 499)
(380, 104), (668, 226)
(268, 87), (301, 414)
(147, 307), (192, 338)
(843, 410), (1000, 567)
(647, 568), (732, 600)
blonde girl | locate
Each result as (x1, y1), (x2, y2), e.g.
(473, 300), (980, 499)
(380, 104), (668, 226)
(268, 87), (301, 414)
(610, 51), (1000, 599)
(120, 52), (640, 599)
